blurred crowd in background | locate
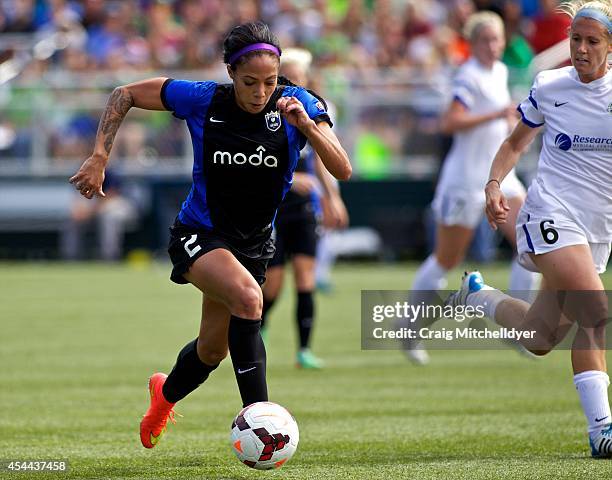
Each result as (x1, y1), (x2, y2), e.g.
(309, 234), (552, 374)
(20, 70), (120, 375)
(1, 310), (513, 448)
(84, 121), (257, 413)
(0, 0), (571, 177)
(0, 0), (570, 74)
(0, 0), (574, 260)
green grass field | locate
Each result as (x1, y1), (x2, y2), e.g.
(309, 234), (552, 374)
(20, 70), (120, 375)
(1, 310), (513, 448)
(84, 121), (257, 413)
(1, 261), (611, 479)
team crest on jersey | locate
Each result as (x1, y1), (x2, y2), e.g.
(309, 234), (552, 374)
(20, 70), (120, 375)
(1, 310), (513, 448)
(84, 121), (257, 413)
(608, 103), (612, 114)
(265, 110), (282, 131)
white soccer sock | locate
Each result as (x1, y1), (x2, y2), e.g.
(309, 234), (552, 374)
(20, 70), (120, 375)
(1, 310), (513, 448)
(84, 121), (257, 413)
(411, 254), (448, 291)
(315, 232), (334, 284)
(509, 258), (540, 303)
(574, 370), (612, 436)
(408, 255), (448, 328)
(466, 287), (510, 320)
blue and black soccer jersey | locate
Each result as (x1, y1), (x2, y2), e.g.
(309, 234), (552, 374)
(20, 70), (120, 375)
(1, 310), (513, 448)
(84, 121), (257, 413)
(161, 79), (331, 249)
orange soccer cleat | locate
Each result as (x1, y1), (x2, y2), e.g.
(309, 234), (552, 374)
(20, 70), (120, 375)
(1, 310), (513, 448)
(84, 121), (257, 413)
(139, 373), (180, 448)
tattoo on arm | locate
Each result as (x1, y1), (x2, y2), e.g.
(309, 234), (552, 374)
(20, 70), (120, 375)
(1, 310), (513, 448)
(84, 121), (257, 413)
(97, 87), (135, 155)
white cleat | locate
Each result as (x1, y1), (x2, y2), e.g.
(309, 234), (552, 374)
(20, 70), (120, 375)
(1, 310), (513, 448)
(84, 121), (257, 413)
(404, 341), (430, 366)
(445, 271), (486, 308)
(396, 317), (430, 366)
(447, 271), (538, 359)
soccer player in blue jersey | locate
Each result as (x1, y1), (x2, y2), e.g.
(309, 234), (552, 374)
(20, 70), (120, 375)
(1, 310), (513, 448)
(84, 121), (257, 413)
(69, 21), (351, 449)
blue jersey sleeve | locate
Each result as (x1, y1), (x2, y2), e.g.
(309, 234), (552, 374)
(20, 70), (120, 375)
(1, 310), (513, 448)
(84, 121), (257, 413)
(282, 86), (333, 127)
(161, 79), (217, 120)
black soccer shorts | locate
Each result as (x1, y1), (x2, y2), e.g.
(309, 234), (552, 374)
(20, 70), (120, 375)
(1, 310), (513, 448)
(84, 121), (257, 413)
(168, 219), (275, 286)
(268, 203), (320, 268)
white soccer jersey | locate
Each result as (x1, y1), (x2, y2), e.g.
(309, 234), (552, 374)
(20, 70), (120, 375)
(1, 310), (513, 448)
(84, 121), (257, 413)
(436, 58), (513, 193)
(518, 66), (612, 242)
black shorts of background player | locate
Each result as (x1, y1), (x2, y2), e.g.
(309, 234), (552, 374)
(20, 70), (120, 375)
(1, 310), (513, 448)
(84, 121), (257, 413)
(69, 21), (351, 449)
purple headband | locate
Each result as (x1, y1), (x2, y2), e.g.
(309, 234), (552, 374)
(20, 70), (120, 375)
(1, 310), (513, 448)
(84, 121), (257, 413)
(228, 43), (281, 66)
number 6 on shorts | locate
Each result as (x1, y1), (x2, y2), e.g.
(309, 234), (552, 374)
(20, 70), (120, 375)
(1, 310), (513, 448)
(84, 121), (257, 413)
(539, 220), (559, 245)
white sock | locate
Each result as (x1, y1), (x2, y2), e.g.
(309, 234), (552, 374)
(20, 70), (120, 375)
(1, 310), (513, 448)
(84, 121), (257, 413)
(509, 258), (540, 303)
(574, 370), (612, 437)
(315, 232), (335, 284)
(411, 255), (448, 291)
(408, 255), (448, 329)
(466, 287), (510, 320)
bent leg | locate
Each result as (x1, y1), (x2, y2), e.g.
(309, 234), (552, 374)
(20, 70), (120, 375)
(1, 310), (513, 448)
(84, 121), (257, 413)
(165, 248), (268, 407)
(462, 243), (611, 447)
(184, 248), (263, 319)
(530, 245), (611, 442)
(185, 248), (268, 406)
(162, 296), (229, 403)
(482, 246), (601, 354)
(530, 244), (606, 372)
(493, 278), (573, 354)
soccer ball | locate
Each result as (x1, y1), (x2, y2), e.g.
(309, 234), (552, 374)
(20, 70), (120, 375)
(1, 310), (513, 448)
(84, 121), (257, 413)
(230, 401), (299, 470)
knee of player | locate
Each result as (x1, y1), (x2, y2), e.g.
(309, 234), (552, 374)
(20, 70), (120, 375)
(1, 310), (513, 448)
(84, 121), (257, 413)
(294, 276), (315, 292)
(435, 254), (462, 271)
(197, 343), (228, 366)
(232, 284), (263, 320)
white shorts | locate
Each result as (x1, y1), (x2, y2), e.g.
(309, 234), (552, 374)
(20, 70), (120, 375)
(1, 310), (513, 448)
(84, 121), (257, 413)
(516, 207), (611, 274)
(432, 172), (526, 228)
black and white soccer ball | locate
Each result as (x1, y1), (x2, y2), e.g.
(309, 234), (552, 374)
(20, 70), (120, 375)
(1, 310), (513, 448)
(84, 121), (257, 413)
(230, 401), (299, 470)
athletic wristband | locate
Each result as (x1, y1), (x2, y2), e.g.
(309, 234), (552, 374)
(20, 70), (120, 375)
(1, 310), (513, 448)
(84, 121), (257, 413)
(486, 179), (500, 187)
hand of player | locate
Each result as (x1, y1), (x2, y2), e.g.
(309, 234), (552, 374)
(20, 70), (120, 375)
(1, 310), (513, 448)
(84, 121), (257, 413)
(69, 154), (106, 199)
(497, 105), (516, 120)
(291, 172), (322, 196)
(322, 194), (349, 229)
(276, 96), (312, 131)
(485, 181), (509, 230)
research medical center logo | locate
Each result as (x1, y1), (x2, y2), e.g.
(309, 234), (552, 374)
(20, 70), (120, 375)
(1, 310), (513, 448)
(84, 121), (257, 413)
(555, 133), (572, 151)
(555, 132), (612, 152)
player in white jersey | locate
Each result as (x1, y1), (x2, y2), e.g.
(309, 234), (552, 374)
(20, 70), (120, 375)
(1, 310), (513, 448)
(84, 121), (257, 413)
(403, 11), (538, 365)
(447, 0), (612, 457)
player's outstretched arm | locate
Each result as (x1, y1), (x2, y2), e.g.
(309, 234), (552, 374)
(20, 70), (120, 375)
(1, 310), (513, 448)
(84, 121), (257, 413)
(276, 96), (351, 181)
(485, 121), (541, 229)
(440, 99), (514, 134)
(69, 77), (168, 199)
